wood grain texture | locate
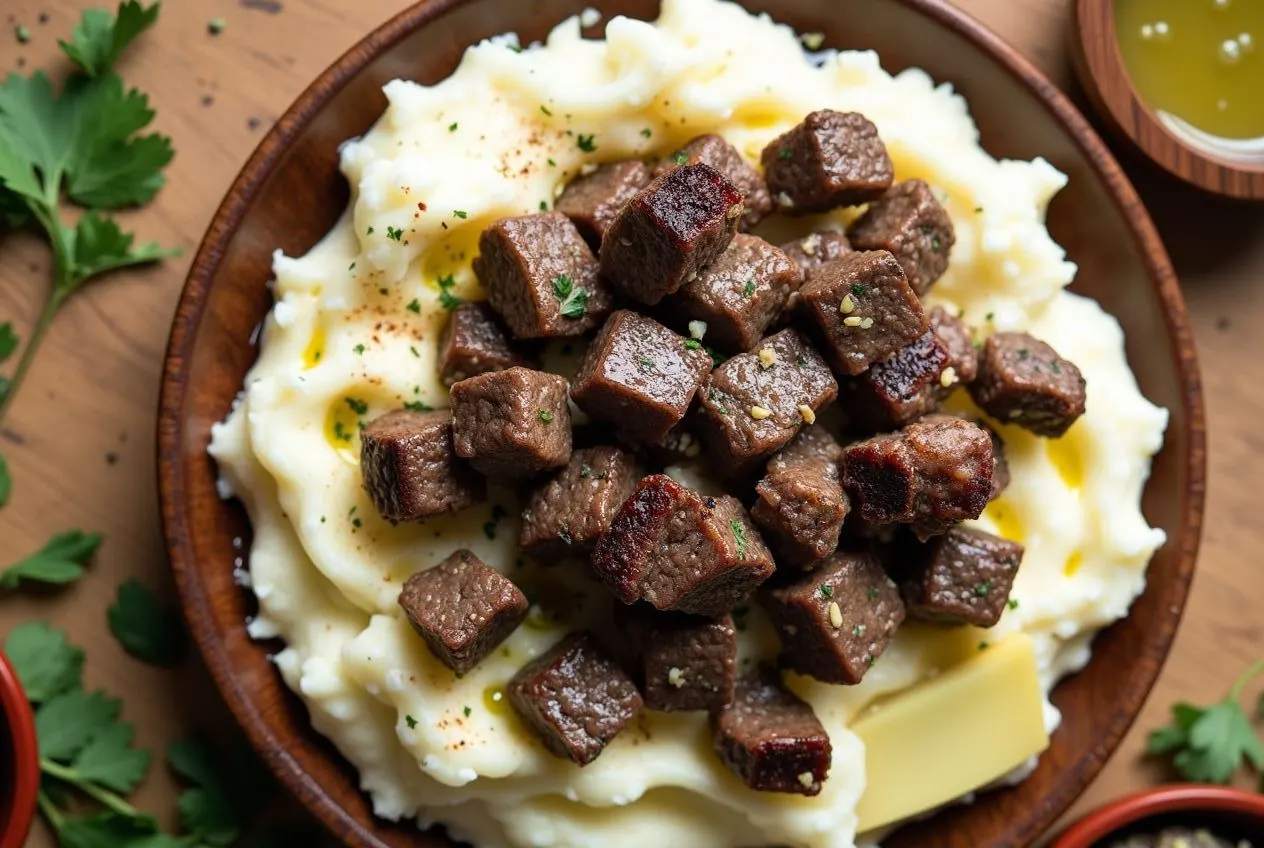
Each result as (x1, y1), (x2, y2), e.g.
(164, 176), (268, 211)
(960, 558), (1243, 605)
(0, 1), (1255, 847)
(1069, 0), (1264, 200)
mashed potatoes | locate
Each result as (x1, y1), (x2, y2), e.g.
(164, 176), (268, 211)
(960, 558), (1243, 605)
(208, 1), (1168, 845)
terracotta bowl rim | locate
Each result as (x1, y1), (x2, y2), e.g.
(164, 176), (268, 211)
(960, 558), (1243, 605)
(0, 653), (40, 848)
(157, 0), (1206, 845)
(1051, 784), (1264, 847)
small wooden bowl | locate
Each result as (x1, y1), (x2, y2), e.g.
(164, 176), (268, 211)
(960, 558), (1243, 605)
(157, 1), (1208, 846)
(1050, 785), (1264, 846)
(1070, 0), (1264, 200)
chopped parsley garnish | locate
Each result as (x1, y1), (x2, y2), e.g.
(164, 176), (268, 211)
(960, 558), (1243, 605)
(453, 209), (468, 219)
(978, 641), (990, 651)
(684, 339), (702, 350)
(403, 400), (432, 412)
(867, 587), (879, 602)
(672, 150), (688, 165)
(707, 389), (729, 415)
(730, 520), (748, 560)
(366, 226), (375, 235)
(405, 715), (418, 729)
(463, 706), (472, 718)
(547, 157), (557, 167)
(353, 343), (367, 355)
(818, 584), (833, 599)
(410, 345), (420, 358)
(931, 236), (942, 252)
(742, 279), (756, 298)
(351, 517), (362, 528)
(1008, 598), (1020, 610)
(1051, 360), (1062, 374)
(437, 273), (462, 310)
(640, 128), (652, 138)
(637, 356), (654, 369)
(345, 397), (369, 415)
(406, 298), (421, 314)
(349, 262), (356, 271)
(551, 274), (590, 319)
(540, 104), (552, 116)
(986, 311), (995, 321)
(866, 655), (876, 667)
(974, 580), (993, 597)
(332, 421), (352, 443)
(537, 409), (554, 423)
(539, 200), (548, 211)
(576, 133), (597, 152)
(777, 146), (793, 160)
(1018, 348), (1030, 360)
(448, 122), (458, 132)
(974, 206), (984, 213)
(386, 225), (403, 241)
(851, 283), (868, 296)
(579, 466), (592, 478)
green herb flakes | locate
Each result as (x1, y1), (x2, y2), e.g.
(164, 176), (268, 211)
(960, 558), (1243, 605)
(538, 409), (554, 423)
(576, 134), (597, 152)
(345, 397), (369, 415)
(672, 150), (688, 165)
(448, 122), (458, 132)
(405, 714), (418, 729)
(974, 580), (993, 597)
(851, 283), (868, 297)
(640, 128), (652, 138)
(818, 584), (833, 599)
(403, 401), (432, 412)
(463, 706), (472, 718)
(684, 339), (702, 350)
(777, 146), (792, 160)
(453, 209), (468, 219)
(386, 226), (403, 241)
(540, 104), (553, 116)
(730, 520), (748, 560)
(742, 279), (756, 298)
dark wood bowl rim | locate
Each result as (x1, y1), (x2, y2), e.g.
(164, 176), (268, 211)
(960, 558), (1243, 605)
(1070, 0), (1264, 200)
(157, 0), (1206, 844)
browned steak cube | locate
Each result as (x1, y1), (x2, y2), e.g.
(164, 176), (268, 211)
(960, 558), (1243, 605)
(968, 332), (1086, 437)
(797, 250), (927, 376)
(474, 212), (612, 339)
(848, 180), (955, 296)
(571, 310), (713, 444)
(519, 446), (643, 560)
(591, 474), (775, 617)
(599, 162), (744, 305)
(928, 305), (978, 389)
(842, 414), (993, 538)
(901, 526), (1024, 627)
(555, 161), (651, 246)
(398, 550), (528, 674)
(450, 367), (572, 479)
(438, 301), (536, 387)
(694, 329), (838, 474)
(760, 110), (893, 214)
(654, 134), (773, 230)
(508, 632), (643, 766)
(751, 427), (849, 567)
(633, 609), (738, 712)
(712, 667), (831, 796)
(666, 234), (799, 353)
(781, 231), (853, 285)
(760, 549), (905, 684)
(361, 410), (486, 521)
(844, 330), (949, 432)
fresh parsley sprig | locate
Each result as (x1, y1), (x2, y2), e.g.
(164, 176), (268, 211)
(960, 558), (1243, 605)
(1147, 659), (1264, 783)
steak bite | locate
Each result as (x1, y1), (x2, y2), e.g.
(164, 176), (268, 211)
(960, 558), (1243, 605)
(570, 310), (713, 444)
(666, 234), (799, 353)
(848, 179), (955, 296)
(760, 110), (893, 214)
(398, 550), (528, 674)
(842, 414), (993, 538)
(450, 367), (572, 479)
(694, 329), (838, 474)
(555, 160), (652, 246)
(760, 549), (905, 684)
(928, 305), (978, 389)
(508, 632), (643, 766)
(751, 427), (849, 568)
(900, 526), (1023, 627)
(712, 667), (832, 796)
(969, 332), (1086, 437)
(474, 212), (611, 339)
(361, 409), (486, 521)
(519, 446), (643, 560)
(591, 474), (775, 617)
(797, 250), (927, 376)
(626, 607), (738, 712)
(599, 162), (744, 305)
(654, 134), (773, 230)
(844, 330), (950, 432)
(438, 301), (536, 387)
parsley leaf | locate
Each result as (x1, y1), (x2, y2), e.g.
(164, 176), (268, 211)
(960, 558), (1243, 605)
(67, 212), (175, 285)
(576, 133), (597, 152)
(1147, 661), (1264, 783)
(70, 722), (151, 793)
(0, 529), (102, 588)
(36, 689), (122, 761)
(0, 450), (9, 508)
(559, 287), (589, 319)
(0, 322), (16, 361)
(107, 578), (186, 667)
(551, 274), (573, 298)
(55, 811), (172, 848)
(439, 288), (463, 310)
(59, 1), (161, 78)
(4, 620), (84, 703)
(168, 736), (274, 846)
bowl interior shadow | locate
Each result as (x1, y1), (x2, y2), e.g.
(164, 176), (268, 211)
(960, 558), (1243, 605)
(158, 1), (1204, 846)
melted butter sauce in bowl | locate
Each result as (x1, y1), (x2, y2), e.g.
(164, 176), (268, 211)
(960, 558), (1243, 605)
(1116, 0), (1264, 164)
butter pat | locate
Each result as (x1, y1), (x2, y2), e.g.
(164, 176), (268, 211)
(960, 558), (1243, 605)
(853, 633), (1049, 832)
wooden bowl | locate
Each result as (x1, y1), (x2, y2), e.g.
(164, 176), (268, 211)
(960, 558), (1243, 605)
(1070, 0), (1264, 200)
(1050, 785), (1264, 847)
(157, 1), (1207, 846)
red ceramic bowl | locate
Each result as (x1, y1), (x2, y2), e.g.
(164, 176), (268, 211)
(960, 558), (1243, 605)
(1052, 785), (1264, 847)
(0, 653), (39, 848)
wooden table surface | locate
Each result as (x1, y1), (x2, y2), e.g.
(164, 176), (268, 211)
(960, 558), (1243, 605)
(3, 0), (1262, 845)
